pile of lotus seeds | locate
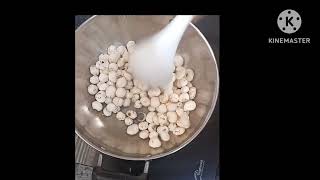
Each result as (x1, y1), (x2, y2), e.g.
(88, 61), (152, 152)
(88, 41), (197, 148)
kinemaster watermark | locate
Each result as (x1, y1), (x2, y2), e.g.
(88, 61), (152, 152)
(268, 9), (311, 44)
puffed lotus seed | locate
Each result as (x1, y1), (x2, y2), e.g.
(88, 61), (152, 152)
(168, 123), (177, 132)
(139, 91), (147, 98)
(148, 106), (155, 112)
(113, 97), (124, 107)
(156, 104), (167, 113)
(184, 100), (196, 111)
(115, 87), (126, 98)
(117, 58), (125, 68)
(108, 71), (117, 83)
(173, 127), (186, 136)
(107, 45), (117, 55)
(150, 97), (160, 108)
(116, 69), (122, 76)
(131, 94), (140, 103)
(100, 68), (109, 75)
(148, 123), (157, 132)
(159, 132), (170, 142)
(124, 117), (133, 126)
(152, 115), (160, 125)
(149, 131), (159, 139)
(105, 86), (116, 98)
(97, 82), (108, 91)
(163, 85), (174, 95)
(176, 102), (183, 108)
(88, 84), (98, 95)
(158, 114), (169, 126)
(105, 97), (112, 104)
(106, 81), (114, 86)
(106, 103), (117, 112)
(176, 108), (184, 117)
(122, 71), (132, 81)
(169, 94), (179, 103)
(125, 81), (133, 90)
(181, 86), (189, 93)
(177, 113), (190, 129)
(167, 111), (178, 123)
(139, 130), (149, 139)
(90, 76), (99, 84)
(126, 41), (135, 53)
(189, 87), (196, 99)
(127, 124), (139, 135)
(149, 137), (161, 148)
(134, 100), (142, 109)
(148, 88), (161, 97)
(90, 65), (100, 76)
(116, 112), (126, 121)
(187, 82), (193, 88)
(126, 91), (133, 99)
(122, 51), (129, 62)
(179, 93), (190, 103)
(114, 106), (121, 113)
(108, 63), (118, 71)
(108, 52), (120, 63)
(99, 73), (109, 83)
(126, 110), (137, 119)
(138, 121), (148, 131)
(176, 78), (188, 88)
(185, 69), (194, 81)
(92, 101), (103, 111)
(140, 97), (150, 107)
(166, 102), (177, 112)
(103, 107), (112, 116)
(159, 94), (169, 104)
(99, 53), (109, 61)
(117, 45), (126, 55)
(174, 88), (181, 95)
(157, 126), (169, 134)
(137, 112), (146, 122)
(146, 112), (156, 124)
(116, 77), (127, 88)
(123, 98), (131, 107)
(95, 91), (106, 103)
(96, 59), (109, 70)
(174, 55), (184, 67)
(130, 86), (141, 94)
(175, 66), (186, 80)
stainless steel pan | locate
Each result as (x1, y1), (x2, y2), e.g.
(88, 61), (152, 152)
(75, 15), (219, 161)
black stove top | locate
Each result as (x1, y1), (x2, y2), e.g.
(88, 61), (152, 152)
(75, 15), (220, 180)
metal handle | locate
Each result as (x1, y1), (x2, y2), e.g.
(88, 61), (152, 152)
(92, 166), (148, 180)
(92, 155), (150, 180)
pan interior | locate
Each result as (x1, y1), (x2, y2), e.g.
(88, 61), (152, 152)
(75, 15), (219, 160)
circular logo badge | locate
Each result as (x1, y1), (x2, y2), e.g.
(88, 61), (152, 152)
(277, 9), (302, 34)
